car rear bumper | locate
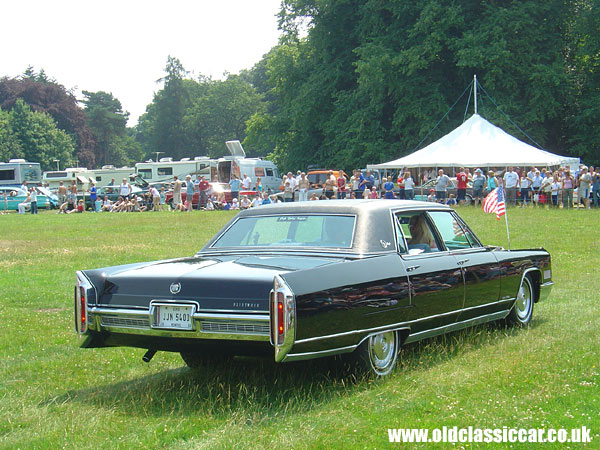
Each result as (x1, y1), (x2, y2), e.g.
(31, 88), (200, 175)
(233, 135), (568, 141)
(84, 306), (271, 343)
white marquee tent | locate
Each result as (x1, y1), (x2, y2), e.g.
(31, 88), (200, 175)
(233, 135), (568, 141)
(368, 114), (579, 171)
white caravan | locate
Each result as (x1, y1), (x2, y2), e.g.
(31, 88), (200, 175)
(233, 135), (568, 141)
(135, 157), (216, 183)
(0, 159), (42, 187)
(217, 141), (281, 192)
(42, 166), (135, 190)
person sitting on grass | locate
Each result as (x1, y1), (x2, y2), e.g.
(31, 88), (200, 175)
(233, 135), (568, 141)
(58, 197), (76, 214)
(66, 199), (84, 214)
(446, 194), (457, 206)
(240, 195), (251, 209)
(100, 196), (113, 212)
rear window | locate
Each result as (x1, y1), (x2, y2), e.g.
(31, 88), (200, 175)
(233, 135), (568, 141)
(212, 214), (355, 249)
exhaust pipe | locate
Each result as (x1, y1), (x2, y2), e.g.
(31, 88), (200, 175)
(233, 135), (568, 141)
(142, 349), (157, 363)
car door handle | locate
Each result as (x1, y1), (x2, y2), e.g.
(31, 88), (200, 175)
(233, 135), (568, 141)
(456, 259), (469, 266)
(406, 265), (420, 272)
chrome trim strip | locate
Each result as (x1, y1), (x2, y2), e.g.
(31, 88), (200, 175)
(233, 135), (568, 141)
(88, 306), (271, 341)
(285, 326), (412, 362)
(403, 310), (509, 344)
(89, 307), (268, 322)
(283, 345), (357, 362)
(294, 298), (515, 345)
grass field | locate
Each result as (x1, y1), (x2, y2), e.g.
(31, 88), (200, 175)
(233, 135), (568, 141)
(0, 206), (598, 449)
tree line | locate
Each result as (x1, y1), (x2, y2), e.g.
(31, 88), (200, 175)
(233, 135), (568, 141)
(1, 0), (598, 172)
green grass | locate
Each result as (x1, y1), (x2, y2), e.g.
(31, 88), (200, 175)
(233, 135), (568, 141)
(0, 207), (598, 449)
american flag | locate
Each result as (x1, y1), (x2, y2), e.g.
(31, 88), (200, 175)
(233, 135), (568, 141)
(483, 187), (506, 220)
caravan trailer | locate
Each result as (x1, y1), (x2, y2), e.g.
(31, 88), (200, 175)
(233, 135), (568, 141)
(42, 166), (135, 190)
(135, 157), (216, 183)
(0, 160), (42, 187)
(217, 141), (281, 191)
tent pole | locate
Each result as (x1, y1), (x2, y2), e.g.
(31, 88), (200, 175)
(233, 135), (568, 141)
(474, 74), (478, 115)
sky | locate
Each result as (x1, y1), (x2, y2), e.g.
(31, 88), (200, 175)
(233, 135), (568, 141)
(2, 0), (283, 126)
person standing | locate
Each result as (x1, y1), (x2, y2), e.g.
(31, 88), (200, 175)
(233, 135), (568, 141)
(198, 176), (210, 209)
(229, 174), (241, 201)
(68, 180), (78, 203)
(396, 172), (405, 200)
(503, 167), (519, 206)
(89, 181), (97, 212)
(550, 174), (561, 207)
(119, 178), (132, 199)
(562, 169), (574, 208)
(472, 169), (486, 207)
(403, 171), (415, 200)
(297, 172), (310, 201)
(336, 171), (347, 199)
(591, 170), (600, 208)
(577, 166), (591, 209)
(350, 170), (361, 197)
(456, 167), (468, 205)
(435, 169), (450, 203)
(383, 177), (395, 199)
(57, 181), (67, 206)
(242, 173), (252, 191)
(519, 171), (533, 207)
(185, 175), (195, 211)
(150, 186), (160, 211)
(172, 176), (183, 208)
(29, 187), (38, 214)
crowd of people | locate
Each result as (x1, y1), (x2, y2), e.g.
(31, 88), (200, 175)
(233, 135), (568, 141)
(8, 163), (599, 216)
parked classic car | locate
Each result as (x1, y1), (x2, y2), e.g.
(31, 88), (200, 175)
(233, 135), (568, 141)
(0, 186), (51, 211)
(74, 200), (553, 376)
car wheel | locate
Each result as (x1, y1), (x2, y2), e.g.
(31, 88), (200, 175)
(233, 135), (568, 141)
(180, 351), (230, 369)
(464, 195), (473, 206)
(353, 330), (399, 376)
(506, 275), (534, 326)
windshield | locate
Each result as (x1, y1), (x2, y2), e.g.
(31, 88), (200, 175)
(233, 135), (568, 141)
(211, 214), (355, 249)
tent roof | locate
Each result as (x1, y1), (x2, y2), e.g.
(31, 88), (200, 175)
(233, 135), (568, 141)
(368, 114), (578, 169)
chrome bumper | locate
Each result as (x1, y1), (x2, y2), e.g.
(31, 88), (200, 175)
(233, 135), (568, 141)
(539, 281), (554, 302)
(86, 306), (270, 342)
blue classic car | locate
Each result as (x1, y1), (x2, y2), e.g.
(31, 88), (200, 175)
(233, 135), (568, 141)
(74, 200), (553, 376)
(0, 187), (51, 211)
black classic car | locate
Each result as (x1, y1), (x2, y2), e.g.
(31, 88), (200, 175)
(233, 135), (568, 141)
(74, 200), (553, 376)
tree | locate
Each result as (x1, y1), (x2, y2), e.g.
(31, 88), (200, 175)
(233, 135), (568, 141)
(0, 109), (23, 161)
(183, 75), (266, 157)
(0, 74), (96, 166)
(8, 99), (75, 170)
(82, 90), (141, 166)
(250, 0), (597, 171)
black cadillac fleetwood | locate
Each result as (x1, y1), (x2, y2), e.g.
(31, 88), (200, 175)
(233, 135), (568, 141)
(74, 200), (553, 376)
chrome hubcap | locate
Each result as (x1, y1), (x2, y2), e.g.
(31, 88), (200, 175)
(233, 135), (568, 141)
(368, 331), (397, 375)
(516, 278), (532, 320)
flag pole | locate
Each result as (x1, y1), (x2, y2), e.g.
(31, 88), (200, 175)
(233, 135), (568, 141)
(503, 187), (511, 249)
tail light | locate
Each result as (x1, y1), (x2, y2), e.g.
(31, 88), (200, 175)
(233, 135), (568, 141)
(75, 272), (91, 334)
(270, 275), (295, 362)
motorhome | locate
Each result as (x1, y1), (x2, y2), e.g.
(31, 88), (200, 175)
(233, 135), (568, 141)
(42, 166), (135, 190)
(0, 159), (42, 187)
(134, 157), (216, 183)
(217, 141), (281, 192)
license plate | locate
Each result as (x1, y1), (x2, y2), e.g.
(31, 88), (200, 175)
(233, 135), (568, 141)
(155, 305), (193, 330)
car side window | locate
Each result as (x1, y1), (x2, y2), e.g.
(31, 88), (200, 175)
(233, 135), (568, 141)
(396, 212), (440, 255)
(427, 211), (478, 250)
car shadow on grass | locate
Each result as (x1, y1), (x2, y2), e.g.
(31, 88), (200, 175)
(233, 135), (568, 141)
(45, 319), (547, 418)
(45, 354), (369, 418)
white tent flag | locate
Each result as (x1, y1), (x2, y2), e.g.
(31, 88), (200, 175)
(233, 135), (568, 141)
(368, 114), (579, 170)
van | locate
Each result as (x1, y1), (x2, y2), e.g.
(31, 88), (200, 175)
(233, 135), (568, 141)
(217, 141), (281, 192)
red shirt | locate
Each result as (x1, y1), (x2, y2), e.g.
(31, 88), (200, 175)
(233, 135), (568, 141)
(198, 180), (209, 191)
(457, 172), (468, 189)
(337, 176), (346, 191)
